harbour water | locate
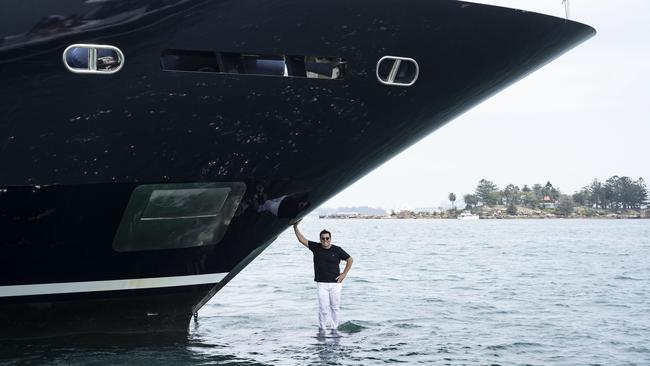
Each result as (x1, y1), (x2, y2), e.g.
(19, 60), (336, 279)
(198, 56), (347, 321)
(2, 219), (649, 365)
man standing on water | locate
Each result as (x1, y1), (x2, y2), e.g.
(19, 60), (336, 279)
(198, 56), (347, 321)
(293, 221), (353, 332)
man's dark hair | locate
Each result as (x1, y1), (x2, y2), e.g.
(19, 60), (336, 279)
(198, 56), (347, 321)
(319, 229), (331, 239)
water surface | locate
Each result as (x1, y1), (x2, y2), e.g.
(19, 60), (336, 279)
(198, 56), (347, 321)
(2, 219), (649, 365)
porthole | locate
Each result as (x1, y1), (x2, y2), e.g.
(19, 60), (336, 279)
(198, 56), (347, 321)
(376, 56), (419, 86)
(63, 44), (124, 74)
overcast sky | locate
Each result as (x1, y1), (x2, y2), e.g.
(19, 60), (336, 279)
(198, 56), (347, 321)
(322, 0), (650, 210)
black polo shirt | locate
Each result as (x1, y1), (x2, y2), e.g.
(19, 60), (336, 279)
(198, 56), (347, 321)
(307, 241), (350, 283)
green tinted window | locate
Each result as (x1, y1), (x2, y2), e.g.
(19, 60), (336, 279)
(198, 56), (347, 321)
(142, 188), (230, 219)
(113, 182), (245, 252)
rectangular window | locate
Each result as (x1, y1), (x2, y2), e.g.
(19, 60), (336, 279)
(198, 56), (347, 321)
(160, 49), (219, 72)
(141, 188), (230, 220)
(113, 182), (245, 252)
(160, 49), (346, 80)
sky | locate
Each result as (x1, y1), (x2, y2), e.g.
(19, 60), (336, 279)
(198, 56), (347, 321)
(322, 0), (650, 210)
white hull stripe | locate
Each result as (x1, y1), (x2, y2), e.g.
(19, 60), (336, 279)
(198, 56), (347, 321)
(0, 273), (228, 298)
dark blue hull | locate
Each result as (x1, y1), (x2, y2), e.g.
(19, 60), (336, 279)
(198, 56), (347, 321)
(0, 0), (594, 339)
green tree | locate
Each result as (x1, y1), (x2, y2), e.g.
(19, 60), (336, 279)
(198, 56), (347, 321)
(502, 184), (521, 206)
(506, 202), (518, 215)
(522, 191), (538, 208)
(591, 175), (648, 209)
(619, 176), (635, 208)
(633, 177), (648, 208)
(489, 191), (501, 206)
(587, 179), (606, 208)
(448, 192), (457, 210)
(532, 184), (544, 201)
(605, 176), (620, 209)
(605, 176), (647, 209)
(542, 181), (560, 201)
(572, 188), (589, 206)
(556, 195), (575, 216)
(475, 179), (500, 206)
(463, 194), (479, 209)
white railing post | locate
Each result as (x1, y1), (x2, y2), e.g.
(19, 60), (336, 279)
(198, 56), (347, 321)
(562, 0), (571, 20)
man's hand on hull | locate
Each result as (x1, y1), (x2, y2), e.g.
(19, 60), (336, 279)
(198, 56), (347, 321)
(290, 218), (302, 226)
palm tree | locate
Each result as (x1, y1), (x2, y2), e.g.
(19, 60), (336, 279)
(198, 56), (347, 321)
(448, 192), (457, 210)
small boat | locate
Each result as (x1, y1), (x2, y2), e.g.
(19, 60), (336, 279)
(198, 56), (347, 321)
(458, 211), (480, 220)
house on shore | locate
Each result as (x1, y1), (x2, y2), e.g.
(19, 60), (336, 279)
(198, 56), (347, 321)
(539, 195), (557, 209)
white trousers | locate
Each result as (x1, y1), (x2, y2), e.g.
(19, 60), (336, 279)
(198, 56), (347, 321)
(317, 282), (342, 330)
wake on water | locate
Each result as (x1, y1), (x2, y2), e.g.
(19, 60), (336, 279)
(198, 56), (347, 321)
(311, 321), (366, 339)
(337, 321), (365, 333)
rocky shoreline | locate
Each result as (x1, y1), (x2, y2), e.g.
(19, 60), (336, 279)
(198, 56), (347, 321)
(320, 206), (649, 219)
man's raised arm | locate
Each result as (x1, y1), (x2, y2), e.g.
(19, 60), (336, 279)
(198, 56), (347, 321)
(293, 221), (309, 248)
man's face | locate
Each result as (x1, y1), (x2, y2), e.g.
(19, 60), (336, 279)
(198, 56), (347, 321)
(320, 234), (332, 249)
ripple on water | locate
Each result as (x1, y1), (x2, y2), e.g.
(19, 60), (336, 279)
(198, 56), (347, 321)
(613, 275), (644, 281)
(3, 220), (649, 365)
(337, 321), (365, 333)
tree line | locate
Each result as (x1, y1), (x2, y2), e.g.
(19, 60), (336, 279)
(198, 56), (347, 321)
(573, 176), (648, 209)
(451, 176), (647, 212)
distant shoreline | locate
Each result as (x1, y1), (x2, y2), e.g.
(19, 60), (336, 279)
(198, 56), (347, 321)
(320, 216), (649, 220)
(319, 206), (649, 220)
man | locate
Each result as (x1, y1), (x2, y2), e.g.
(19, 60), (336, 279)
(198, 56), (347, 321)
(293, 221), (353, 331)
